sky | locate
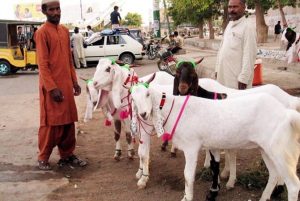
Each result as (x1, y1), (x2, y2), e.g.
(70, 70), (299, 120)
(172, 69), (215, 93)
(0, 0), (153, 26)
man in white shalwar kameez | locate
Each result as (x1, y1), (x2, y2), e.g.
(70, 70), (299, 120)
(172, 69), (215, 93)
(71, 27), (87, 68)
(215, 0), (257, 89)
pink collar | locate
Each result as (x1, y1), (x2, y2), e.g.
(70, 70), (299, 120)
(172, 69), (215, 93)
(162, 95), (190, 141)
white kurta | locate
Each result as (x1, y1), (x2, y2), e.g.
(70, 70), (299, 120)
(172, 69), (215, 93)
(71, 33), (87, 68)
(215, 16), (257, 89)
(71, 33), (85, 58)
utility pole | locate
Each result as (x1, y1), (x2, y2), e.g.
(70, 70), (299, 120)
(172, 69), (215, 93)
(80, 0), (83, 20)
(153, 0), (161, 38)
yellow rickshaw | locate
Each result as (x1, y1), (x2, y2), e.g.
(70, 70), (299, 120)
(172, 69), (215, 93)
(0, 20), (42, 75)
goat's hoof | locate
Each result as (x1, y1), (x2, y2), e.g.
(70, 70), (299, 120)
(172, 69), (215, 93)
(114, 150), (122, 161)
(203, 161), (210, 169)
(127, 149), (135, 160)
(205, 190), (218, 201)
(137, 180), (147, 189)
(271, 185), (285, 198)
(170, 152), (177, 158)
(225, 182), (235, 190)
(136, 170), (142, 179)
(181, 195), (193, 201)
(220, 170), (229, 179)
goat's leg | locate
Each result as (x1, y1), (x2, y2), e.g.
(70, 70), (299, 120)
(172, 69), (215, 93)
(205, 150), (220, 201)
(220, 150), (230, 179)
(225, 149), (237, 189)
(136, 132), (151, 189)
(265, 147), (300, 201)
(203, 149), (211, 168)
(84, 96), (93, 122)
(125, 131), (135, 159)
(181, 148), (199, 201)
(259, 151), (280, 201)
(271, 177), (285, 198)
(123, 119), (135, 159)
(113, 120), (122, 161)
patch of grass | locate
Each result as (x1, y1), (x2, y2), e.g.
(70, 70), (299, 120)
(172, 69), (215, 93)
(195, 168), (213, 182)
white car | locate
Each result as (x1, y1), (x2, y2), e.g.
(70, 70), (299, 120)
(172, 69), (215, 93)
(84, 31), (144, 64)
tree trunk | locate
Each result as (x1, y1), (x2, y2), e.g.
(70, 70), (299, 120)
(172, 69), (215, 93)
(277, 0), (288, 27)
(222, 3), (229, 32)
(255, 1), (268, 43)
(198, 20), (204, 39)
(208, 16), (215, 40)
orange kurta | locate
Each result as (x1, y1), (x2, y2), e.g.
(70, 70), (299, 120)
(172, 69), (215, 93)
(35, 21), (78, 126)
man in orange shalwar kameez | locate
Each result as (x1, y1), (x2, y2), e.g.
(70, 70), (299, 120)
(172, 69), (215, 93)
(35, 0), (87, 170)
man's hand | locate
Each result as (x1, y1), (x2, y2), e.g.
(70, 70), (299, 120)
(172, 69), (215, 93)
(74, 83), (81, 96)
(238, 82), (247, 90)
(50, 88), (64, 102)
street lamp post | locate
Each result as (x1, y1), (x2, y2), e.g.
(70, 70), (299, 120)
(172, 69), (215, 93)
(80, 0), (83, 20)
(153, 0), (161, 38)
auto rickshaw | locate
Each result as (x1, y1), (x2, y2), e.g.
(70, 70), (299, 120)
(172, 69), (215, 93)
(0, 20), (43, 75)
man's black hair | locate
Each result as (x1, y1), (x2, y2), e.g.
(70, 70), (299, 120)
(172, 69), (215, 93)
(174, 31), (178, 36)
(41, 4), (47, 12)
(74, 27), (79, 34)
(114, 6), (119, 10)
(87, 25), (92, 29)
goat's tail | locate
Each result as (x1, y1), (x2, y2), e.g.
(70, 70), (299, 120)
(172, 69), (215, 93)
(79, 76), (89, 82)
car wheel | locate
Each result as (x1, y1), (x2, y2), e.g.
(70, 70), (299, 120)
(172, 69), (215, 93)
(120, 53), (134, 64)
(0, 60), (11, 76)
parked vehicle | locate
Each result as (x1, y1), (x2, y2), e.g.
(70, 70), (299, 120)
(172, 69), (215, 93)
(0, 20), (42, 75)
(84, 29), (144, 64)
(157, 49), (177, 75)
(144, 39), (161, 60)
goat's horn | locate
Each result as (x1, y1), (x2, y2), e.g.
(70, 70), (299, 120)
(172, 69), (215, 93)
(123, 84), (130, 90)
(145, 72), (156, 85)
(79, 76), (89, 82)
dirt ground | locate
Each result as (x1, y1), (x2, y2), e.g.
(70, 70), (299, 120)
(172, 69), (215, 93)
(0, 45), (300, 201)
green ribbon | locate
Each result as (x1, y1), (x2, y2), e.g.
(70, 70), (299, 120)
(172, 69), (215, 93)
(121, 64), (130, 71)
(130, 83), (149, 93)
(86, 79), (93, 85)
(176, 60), (196, 69)
(107, 57), (116, 64)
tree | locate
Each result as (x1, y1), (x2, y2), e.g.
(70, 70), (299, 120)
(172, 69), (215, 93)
(168, 0), (223, 39)
(123, 12), (142, 27)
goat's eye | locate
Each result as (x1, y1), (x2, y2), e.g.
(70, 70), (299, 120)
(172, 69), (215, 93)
(105, 67), (111, 72)
(146, 92), (150, 97)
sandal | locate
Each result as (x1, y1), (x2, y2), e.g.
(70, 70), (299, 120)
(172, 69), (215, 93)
(65, 155), (87, 167)
(38, 160), (52, 171)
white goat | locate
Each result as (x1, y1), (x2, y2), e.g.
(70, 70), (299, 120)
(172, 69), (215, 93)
(82, 62), (135, 160)
(130, 83), (300, 201)
(199, 77), (300, 188)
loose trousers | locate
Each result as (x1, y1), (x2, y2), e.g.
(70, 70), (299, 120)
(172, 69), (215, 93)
(38, 123), (76, 161)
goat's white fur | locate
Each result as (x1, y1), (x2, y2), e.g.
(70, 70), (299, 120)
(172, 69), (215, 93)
(131, 85), (300, 201)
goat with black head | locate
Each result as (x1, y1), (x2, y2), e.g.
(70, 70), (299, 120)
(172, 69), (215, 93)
(281, 27), (300, 63)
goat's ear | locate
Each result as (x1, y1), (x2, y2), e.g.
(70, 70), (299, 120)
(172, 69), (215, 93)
(173, 77), (179, 95)
(130, 102), (138, 135)
(152, 106), (165, 137)
(190, 74), (199, 96)
(111, 66), (122, 109)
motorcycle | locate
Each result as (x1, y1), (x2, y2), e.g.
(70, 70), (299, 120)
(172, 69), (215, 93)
(144, 40), (161, 60)
(157, 48), (177, 75)
(157, 48), (204, 76)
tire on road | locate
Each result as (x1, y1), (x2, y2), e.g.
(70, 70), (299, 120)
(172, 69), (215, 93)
(119, 53), (134, 64)
(0, 60), (11, 76)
